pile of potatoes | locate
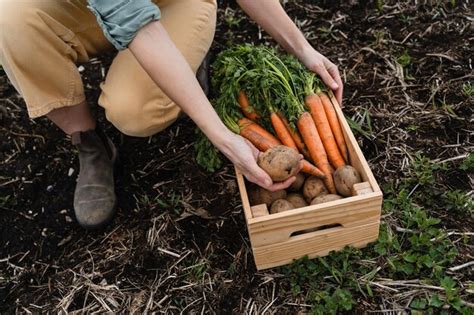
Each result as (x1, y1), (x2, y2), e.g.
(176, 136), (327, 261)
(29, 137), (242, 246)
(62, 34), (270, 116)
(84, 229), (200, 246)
(250, 146), (362, 214)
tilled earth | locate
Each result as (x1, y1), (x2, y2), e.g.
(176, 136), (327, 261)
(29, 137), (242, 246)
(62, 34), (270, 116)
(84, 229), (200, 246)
(1, 1), (473, 313)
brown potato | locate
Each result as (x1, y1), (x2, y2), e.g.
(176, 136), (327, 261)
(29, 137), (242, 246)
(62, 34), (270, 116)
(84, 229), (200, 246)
(286, 193), (308, 208)
(334, 165), (362, 197)
(257, 145), (300, 182)
(310, 194), (343, 205)
(249, 185), (287, 206)
(288, 173), (305, 192)
(270, 199), (294, 214)
(303, 176), (328, 202)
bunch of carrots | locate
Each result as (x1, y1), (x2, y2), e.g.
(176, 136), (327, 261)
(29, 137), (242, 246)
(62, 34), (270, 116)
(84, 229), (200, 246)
(198, 45), (349, 194)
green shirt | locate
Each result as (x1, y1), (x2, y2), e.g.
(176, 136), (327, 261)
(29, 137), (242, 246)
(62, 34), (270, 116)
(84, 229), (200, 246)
(87, 0), (161, 50)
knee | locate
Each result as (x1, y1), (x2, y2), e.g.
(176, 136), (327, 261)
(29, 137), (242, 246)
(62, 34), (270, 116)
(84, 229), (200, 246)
(0, 2), (45, 51)
(103, 96), (181, 137)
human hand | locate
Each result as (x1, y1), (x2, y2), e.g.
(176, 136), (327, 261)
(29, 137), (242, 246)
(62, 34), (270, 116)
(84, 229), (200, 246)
(219, 133), (300, 191)
(298, 46), (343, 106)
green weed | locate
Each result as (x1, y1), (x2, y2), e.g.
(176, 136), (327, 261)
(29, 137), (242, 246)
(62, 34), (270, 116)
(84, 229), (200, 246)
(185, 259), (208, 282)
(134, 191), (182, 214)
(376, 0), (384, 12)
(397, 50), (415, 80)
(0, 195), (14, 208)
(224, 8), (242, 28)
(285, 248), (361, 314)
(346, 108), (374, 140)
(442, 190), (473, 216)
(462, 82), (474, 98)
(372, 29), (386, 47)
(381, 188), (457, 278)
(407, 153), (445, 186)
(397, 50), (412, 68)
(459, 153), (474, 172)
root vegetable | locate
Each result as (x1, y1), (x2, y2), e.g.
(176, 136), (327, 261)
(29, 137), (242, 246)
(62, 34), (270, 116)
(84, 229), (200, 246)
(238, 90), (260, 120)
(277, 112), (310, 159)
(305, 93), (345, 169)
(286, 193), (308, 208)
(288, 173), (305, 192)
(249, 185), (286, 206)
(319, 92), (348, 163)
(270, 199), (293, 214)
(297, 112), (336, 193)
(238, 117), (325, 180)
(303, 176), (328, 202)
(334, 165), (362, 197)
(257, 145), (299, 182)
(310, 194), (343, 205)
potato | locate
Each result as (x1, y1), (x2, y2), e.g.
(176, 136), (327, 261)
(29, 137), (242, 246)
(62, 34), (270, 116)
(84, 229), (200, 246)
(334, 165), (362, 197)
(286, 193), (308, 208)
(310, 194), (343, 205)
(303, 176), (328, 202)
(288, 173), (305, 192)
(249, 185), (287, 206)
(258, 145), (300, 182)
(270, 199), (293, 214)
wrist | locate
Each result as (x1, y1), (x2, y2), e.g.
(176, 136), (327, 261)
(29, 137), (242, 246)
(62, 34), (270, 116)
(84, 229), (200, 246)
(204, 124), (235, 152)
(295, 42), (314, 65)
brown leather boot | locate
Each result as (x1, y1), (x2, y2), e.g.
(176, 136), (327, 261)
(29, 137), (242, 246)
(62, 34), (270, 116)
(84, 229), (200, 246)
(71, 128), (117, 229)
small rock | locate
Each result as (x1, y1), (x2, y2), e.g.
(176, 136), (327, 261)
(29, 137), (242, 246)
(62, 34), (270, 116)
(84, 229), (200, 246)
(68, 168), (75, 177)
(78, 65), (85, 72)
(65, 216), (72, 223)
(46, 185), (53, 192)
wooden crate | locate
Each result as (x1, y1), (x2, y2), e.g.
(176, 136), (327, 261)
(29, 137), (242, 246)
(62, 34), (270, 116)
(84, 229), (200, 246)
(235, 94), (383, 270)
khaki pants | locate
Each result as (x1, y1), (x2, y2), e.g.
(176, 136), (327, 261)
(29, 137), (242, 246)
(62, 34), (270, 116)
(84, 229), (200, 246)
(0, 0), (217, 137)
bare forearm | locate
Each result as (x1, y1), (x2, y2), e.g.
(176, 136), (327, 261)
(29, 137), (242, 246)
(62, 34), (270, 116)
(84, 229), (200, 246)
(128, 20), (301, 191)
(237, 0), (344, 104)
(128, 21), (232, 146)
(236, 0), (310, 58)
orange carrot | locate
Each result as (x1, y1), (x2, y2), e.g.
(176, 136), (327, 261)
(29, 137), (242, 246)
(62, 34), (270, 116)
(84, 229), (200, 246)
(305, 94), (345, 169)
(319, 92), (348, 163)
(238, 118), (326, 179)
(277, 112), (311, 160)
(239, 119), (280, 151)
(270, 112), (298, 150)
(296, 112), (336, 193)
(237, 91), (260, 120)
(300, 160), (326, 179)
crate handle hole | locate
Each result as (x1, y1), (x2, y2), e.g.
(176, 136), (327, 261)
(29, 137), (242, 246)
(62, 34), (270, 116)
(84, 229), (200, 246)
(290, 224), (343, 237)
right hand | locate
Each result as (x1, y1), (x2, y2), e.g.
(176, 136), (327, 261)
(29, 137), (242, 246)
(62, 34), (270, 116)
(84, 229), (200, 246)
(219, 133), (296, 191)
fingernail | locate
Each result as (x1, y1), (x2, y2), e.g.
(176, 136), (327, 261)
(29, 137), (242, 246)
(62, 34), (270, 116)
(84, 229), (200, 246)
(265, 179), (272, 187)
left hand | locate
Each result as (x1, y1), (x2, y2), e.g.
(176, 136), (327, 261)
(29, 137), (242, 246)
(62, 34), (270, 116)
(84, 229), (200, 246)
(298, 46), (343, 106)
(217, 132), (300, 191)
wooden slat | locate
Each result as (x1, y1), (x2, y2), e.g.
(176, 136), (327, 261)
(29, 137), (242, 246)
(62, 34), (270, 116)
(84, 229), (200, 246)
(248, 194), (382, 247)
(352, 181), (374, 196)
(235, 167), (253, 224)
(251, 204), (269, 218)
(253, 221), (380, 270)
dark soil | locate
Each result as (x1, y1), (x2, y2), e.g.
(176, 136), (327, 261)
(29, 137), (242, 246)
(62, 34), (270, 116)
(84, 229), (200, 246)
(1, 0), (472, 313)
